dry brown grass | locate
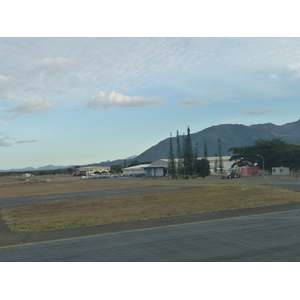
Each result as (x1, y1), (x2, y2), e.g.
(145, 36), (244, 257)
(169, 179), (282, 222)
(2, 183), (300, 232)
(0, 176), (160, 198)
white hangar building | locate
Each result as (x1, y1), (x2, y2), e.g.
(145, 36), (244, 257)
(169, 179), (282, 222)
(143, 156), (234, 177)
(144, 159), (169, 177)
(122, 164), (150, 176)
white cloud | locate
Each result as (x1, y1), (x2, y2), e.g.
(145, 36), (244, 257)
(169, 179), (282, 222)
(86, 91), (164, 110)
(4, 97), (56, 119)
(37, 57), (77, 75)
(0, 74), (14, 85)
(242, 108), (281, 116)
(287, 62), (300, 78)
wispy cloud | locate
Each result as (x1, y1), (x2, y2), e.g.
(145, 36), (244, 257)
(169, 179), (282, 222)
(287, 62), (300, 78)
(36, 57), (77, 76)
(242, 108), (281, 116)
(86, 91), (164, 110)
(179, 90), (219, 106)
(16, 140), (37, 144)
(4, 97), (57, 119)
(268, 73), (280, 80)
(179, 98), (208, 106)
(0, 136), (10, 147)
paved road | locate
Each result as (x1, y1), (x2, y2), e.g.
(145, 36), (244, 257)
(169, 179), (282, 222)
(255, 178), (300, 192)
(1, 208), (300, 261)
(202, 176), (300, 192)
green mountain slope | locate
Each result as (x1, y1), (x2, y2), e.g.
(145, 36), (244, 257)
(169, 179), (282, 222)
(134, 119), (300, 162)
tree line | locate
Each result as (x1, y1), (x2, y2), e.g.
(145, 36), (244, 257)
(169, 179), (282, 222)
(229, 138), (300, 172)
(168, 126), (224, 179)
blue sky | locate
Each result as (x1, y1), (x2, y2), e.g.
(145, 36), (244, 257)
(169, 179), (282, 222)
(1, 7), (300, 170)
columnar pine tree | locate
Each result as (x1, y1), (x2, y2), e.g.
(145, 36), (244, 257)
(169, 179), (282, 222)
(214, 152), (218, 174)
(183, 126), (194, 176)
(218, 138), (224, 174)
(181, 132), (186, 167)
(176, 130), (183, 176)
(193, 142), (198, 176)
(203, 138), (208, 176)
(204, 139), (208, 159)
(168, 133), (176, 179)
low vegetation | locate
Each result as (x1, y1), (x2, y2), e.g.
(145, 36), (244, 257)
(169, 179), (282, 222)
(2, 182), (300, 232)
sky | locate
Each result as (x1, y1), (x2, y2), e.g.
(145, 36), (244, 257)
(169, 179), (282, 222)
(1, 3), (300, 170)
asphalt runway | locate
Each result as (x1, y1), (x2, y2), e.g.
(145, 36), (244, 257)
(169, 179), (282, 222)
(255, 178), (300, 192)
(1, 208), (300, 261)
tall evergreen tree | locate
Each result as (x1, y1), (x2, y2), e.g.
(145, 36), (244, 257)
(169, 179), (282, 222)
(204, 139), (208, 159)
(183, 126), (194, 175)
(176, 130), (183, 176)
(168, 133), (176, 179)
(181, 132), (186, 167)
(218, 138), (224, 174)
(214, 152), (218, 174)
(193, 142), (199, 175)
(203, 139), (208, 176)
(196, 158), (211, 178)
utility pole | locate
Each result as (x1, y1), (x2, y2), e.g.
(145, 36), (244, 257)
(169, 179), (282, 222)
(257, 154), (266, 178)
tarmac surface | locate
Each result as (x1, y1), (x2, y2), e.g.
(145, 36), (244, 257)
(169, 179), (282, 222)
(1, 207), (300, 261)
(1, 176), (300, 261)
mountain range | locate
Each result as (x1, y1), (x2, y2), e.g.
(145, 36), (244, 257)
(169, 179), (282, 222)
(0, 164), (75, 173)
(2, 120), (300, 171)
(128, 119), (300, 163)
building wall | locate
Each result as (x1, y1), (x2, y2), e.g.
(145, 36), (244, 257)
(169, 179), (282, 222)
(272, 167), (290, 176)
(241, 167), (260, 176)
(122, 164), (150, 176)
(79, 166), (111, 176)
(144, 167), (167, 177)
(22, 173), (33, 178)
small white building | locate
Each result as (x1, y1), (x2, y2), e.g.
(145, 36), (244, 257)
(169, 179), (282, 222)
(272, 167), (290, 177)
(22, 173), (33, 178)
(144, 160), (168, 177)
(78, 166), (111, 177)
(122, 164), (150, 176)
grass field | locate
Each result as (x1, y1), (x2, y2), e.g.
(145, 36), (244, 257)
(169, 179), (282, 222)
(0, 175), (161, 198)
(1, 176), (300, 232)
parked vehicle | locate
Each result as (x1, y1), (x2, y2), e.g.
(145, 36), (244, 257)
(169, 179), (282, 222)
(222, 168), (241, 179)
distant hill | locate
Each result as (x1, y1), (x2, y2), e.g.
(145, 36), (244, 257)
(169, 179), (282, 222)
(0, 165), (75, 173)
(2, 120), (300, 171)
(133, 119), (300, 162)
